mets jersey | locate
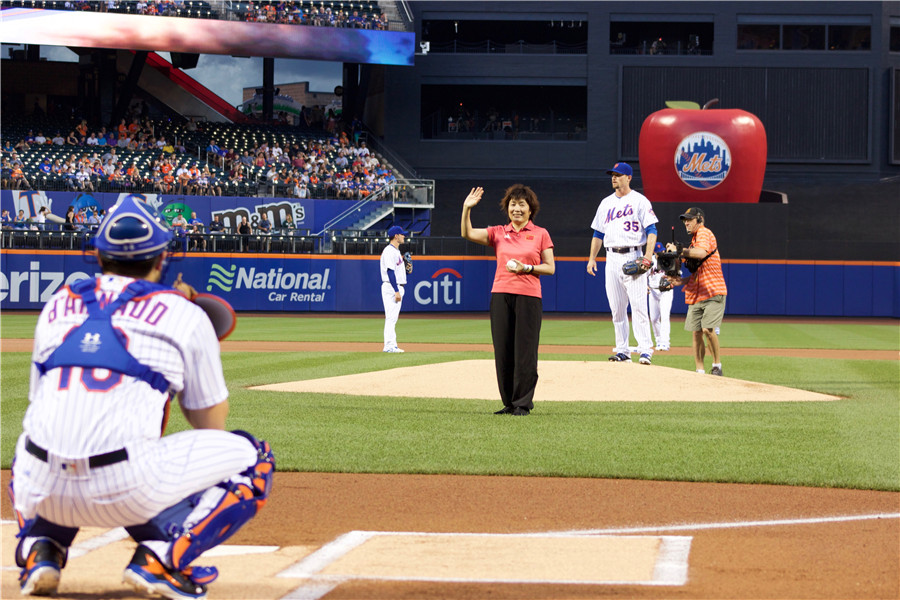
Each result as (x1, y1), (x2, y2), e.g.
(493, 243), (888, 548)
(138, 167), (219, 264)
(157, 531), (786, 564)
(590, 190), (658, 248)
(380, 244), (407, 286)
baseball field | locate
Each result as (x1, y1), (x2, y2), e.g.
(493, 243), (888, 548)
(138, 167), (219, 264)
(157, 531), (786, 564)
(1, 312), (898, 599)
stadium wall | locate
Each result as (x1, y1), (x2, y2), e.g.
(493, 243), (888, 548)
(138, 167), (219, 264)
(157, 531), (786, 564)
(2, 251), (897, 317)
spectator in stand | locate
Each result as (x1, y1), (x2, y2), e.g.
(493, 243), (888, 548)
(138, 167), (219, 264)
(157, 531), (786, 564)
(66, 130), (80, 145)
(51, 132), (65, 146)
(34, 132), (48, 145)
(293, 179), (309, 199)
(11, 164), (32, 190)
(187, 211), (206, 251)
(237, 215), (251, 236)
(76, 119), (88, 138)
(2, 139), (14, 153)
(86, 132), (99, 146)
(15, 139), (31, 153)
(0, 210), (10, 227)
(76, 165), (94, 191)
(150, 167), (166, 194)
(208, 214), (225, 234)
(205, 167), (222, 196)
(86, 208), (102, 227)
(240, 150), (254, 167)
(171, 212), (188, 251)
(162, 169), (176, 194)
(39, 157), (53, 176)
(176, 162), (193, 194)
(14, 209), (28, 229)
(206, 139), (223, 162)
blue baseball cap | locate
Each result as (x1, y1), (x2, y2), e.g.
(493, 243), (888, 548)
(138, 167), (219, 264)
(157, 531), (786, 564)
(387, 225), (407, 238)
(654, 242), (664, 253)
(606, 162), (633, 177)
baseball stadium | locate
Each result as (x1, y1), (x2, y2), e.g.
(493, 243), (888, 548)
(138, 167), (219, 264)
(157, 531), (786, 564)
(1, 2), (898, 599)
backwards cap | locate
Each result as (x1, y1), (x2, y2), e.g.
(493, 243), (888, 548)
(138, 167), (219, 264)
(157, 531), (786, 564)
(93, 195), (172, 261)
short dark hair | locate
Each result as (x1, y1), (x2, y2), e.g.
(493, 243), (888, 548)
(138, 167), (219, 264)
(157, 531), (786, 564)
(499, 184), (540, 220)
(98, 254), (161, 279)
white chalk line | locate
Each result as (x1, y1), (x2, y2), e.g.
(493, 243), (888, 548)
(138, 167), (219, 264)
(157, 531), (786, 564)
(544, 511), (900, 536)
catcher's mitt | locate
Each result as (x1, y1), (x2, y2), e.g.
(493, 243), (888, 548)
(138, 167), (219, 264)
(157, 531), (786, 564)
(403, 251), (413, 274)
(173, 273), (236, 340)
(622, 256), (651, 276)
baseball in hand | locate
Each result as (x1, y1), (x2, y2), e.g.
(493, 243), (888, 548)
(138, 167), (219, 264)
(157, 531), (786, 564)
(506, 259), (517, 270)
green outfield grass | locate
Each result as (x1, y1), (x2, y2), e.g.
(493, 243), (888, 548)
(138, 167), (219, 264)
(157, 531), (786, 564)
(1, 314), (898, 491)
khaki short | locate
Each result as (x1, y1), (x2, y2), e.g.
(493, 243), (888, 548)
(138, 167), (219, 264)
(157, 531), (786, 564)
(684, 294), (726, 331)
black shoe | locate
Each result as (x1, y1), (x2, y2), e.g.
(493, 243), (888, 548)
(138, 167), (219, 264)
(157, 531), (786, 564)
(18, 538), (66, 596)
(493, 406), (514, 415)
(123, 544), (211, 599)
(511, 407), (530, 416)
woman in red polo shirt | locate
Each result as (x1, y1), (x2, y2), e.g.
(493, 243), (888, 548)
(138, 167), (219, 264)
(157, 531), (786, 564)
(461, 184), (555, 416)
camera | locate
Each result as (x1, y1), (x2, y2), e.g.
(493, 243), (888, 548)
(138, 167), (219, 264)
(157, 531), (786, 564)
(655, 244), (682, 278)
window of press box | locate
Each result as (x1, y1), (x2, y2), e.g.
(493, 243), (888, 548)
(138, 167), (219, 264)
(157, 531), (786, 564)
(738, 24), (870, 50)
(420, 84), (587, 141)
(609, 21), (713, 55)
(420, 19), (587, 54)
(891, 25), (900, 52)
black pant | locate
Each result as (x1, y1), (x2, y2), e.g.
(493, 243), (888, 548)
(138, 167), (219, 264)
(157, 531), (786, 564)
(489, 293), (543, 410)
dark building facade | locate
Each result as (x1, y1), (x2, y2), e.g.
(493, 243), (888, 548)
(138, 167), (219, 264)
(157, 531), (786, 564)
(370, 1), (900, 258)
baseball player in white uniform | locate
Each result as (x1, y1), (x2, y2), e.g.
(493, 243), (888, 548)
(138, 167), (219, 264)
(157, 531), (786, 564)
(10, 195), (275, 599)
(380, 225), (407, 352)
(586, 162), (659, 363)
(647, 242), (673, 351)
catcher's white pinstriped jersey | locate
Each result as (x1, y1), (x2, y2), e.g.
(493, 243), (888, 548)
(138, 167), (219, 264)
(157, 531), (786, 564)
(26, 274), (227, 457)
(15, 274), (256, 528)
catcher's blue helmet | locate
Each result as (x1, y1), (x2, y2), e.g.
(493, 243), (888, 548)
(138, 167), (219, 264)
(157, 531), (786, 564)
(93, 195), (173, 261)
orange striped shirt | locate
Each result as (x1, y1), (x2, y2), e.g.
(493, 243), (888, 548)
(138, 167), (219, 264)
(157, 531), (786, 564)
(683, 225), (727, 304)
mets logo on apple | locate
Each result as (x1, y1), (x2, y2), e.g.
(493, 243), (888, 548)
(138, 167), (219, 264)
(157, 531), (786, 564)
(674, 131), (731, 190)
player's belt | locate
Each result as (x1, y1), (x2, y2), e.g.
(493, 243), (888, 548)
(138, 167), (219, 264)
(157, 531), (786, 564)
(25, 437), (129, 468)
(608, 246), (639, 253)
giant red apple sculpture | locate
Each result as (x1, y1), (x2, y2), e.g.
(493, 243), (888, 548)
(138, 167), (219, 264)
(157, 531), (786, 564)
(638, 99), (767, 203)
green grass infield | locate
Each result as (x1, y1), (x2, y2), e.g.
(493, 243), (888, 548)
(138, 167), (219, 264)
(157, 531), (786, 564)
(1, 314), (897, 491)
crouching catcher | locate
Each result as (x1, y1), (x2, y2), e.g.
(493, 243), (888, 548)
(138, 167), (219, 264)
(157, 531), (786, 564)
(9, 195), (274, 599)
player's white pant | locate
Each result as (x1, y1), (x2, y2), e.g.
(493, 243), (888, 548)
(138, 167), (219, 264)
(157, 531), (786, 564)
(605, 251), (654, 356)
(382, 282), (404, 350)
(648, 287), (673, 348)
(11, 430), (258, 528)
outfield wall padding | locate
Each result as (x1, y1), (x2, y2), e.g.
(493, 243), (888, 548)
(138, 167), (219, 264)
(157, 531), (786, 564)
(1, 252), (896, 317)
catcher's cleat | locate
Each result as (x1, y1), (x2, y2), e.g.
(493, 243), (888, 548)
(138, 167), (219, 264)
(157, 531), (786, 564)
(18, 538), (65, 596)
(123, 545), (209, 600)
(639, 354), (652, 365)
(608, 353), (630, 362)
(710, 366), (723, 376)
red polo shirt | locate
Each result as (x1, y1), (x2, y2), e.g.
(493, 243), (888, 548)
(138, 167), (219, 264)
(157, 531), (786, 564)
(487, 221), (553, 298)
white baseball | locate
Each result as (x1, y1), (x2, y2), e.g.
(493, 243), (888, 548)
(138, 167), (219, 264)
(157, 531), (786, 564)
(506, 259), (517, 270)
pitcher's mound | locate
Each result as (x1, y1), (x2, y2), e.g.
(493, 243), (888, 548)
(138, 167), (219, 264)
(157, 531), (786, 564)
(250, 360), (840, 402)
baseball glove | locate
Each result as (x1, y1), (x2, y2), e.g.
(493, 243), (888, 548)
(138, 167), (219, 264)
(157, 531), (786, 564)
(622, 256), (651, 276)
(173, 273), (237, 340)
(403, 251), (413, 274)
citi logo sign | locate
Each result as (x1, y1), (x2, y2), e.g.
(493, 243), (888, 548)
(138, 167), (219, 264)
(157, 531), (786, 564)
(414, 268), (461, 305)
(675, 131), (731, 190)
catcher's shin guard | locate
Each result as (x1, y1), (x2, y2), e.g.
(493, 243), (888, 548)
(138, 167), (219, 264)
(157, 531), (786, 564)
(168, 432), (275, 570)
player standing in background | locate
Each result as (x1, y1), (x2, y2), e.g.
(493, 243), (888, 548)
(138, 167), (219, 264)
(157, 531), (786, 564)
(647, 242), (673, 351)
(665, 207), (727, 375)
(380, 225), (408, 353)
(461, 184), (555, 416)
(587, 162), (658, 364)
(10, 195), (274, 599)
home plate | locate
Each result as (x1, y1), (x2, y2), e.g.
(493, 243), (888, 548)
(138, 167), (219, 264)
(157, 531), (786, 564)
(251, 359), (839, 402)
